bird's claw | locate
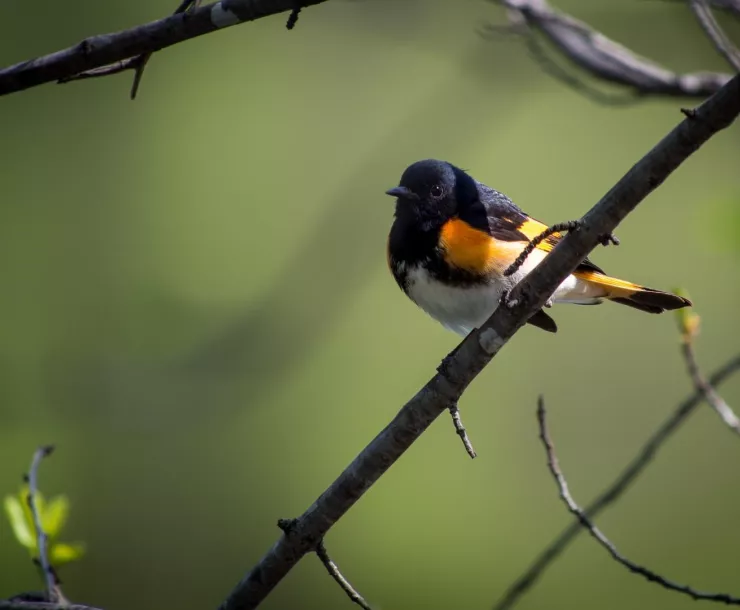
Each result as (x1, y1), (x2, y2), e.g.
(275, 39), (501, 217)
(599, 232), (620, 247)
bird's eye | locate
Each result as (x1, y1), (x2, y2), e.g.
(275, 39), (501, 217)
(430, 184), (444, 198)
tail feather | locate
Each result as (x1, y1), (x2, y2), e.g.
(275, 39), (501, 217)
(574, 271), (692, 314)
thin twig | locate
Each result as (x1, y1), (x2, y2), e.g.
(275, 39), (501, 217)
(60, 0), (203, 99)
(276, 520), (372, 609)
(680, 329), (740, 434)
(315, 541), (372, 610)
(438, 349), (476, 458)
(25, 446), (64, 605)
(504, 220), (581, 277)
(690, 0), (740, 76)
(536, 396), (740, 605)
(494, 352), (740, 609)
(286, 7), (302, 29)
(449, 404), (477, 459)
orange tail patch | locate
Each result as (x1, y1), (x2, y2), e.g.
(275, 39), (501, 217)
(574, 270), (692, 314)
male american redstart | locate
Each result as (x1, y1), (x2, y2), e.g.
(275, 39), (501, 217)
(386, 159), (691, 335)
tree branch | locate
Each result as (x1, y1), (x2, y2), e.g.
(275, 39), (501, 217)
(536, 396), (740, 604)
(217, 74), (740, 610)
(25, 446), (65, 605)
(488, 0), (733, 100)
(0, 0), (330, 97)
(493, 352), (740, 610)
(690, 0), (740, 74)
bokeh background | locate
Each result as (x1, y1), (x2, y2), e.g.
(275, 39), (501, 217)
(1, 0), (739, 609)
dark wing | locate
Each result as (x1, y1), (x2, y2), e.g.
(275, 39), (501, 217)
(473, 183), (604, 274)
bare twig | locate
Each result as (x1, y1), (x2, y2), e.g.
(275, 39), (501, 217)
(315, 541), (372, 610)
(286, 7), (302, 29)
(277, 519), (371, 609)
(690, 0), (740, 73)
(449, 403), (477, 459)
(486, 0), (733, 100)
(494, 352), (740, 609)
(679, 317), (740, 433)
(0, 0), (330, 96)
(60, 0), (203, 99)
(537, 396), (740, 604)
(218, 74), (740, 610)
(25, 446), (65, 605)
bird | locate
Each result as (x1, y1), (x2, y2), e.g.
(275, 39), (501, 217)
(385, 159), (691, 335)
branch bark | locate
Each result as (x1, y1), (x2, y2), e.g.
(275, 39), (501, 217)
(218, 74), (740, 610)
(0, 0), (329, 96)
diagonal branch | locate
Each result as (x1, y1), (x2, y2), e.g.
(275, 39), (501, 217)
(217, 74), (740, 610)
(488, 0), (732, 100)
(493, 352), (740, 610)
(690, 0), (740, 75)
(536, 396), (740, 605)
(0, 0), (330, 96)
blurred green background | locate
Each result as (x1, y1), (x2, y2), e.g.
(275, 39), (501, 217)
(1, 0), (739, 609)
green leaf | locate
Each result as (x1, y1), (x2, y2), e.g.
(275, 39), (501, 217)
(42, 495), (70, 539)
(50, 542), (85, 564)
(4, 494), (35, 549)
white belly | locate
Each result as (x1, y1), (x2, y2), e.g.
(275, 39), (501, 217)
(406, 267), (508, 336)
(405, 251), (599, 336)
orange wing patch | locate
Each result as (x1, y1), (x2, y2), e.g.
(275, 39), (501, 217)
(517, 218), (562, 253)
(439, 218), (522, 275)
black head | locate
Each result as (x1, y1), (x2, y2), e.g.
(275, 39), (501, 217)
(385, 159), (480, 229)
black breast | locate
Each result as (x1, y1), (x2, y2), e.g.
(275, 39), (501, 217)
(387, 218), (437, 292)
(387, 217), (490, 290)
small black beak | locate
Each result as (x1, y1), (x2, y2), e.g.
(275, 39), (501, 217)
(385, 186), (418, 200)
